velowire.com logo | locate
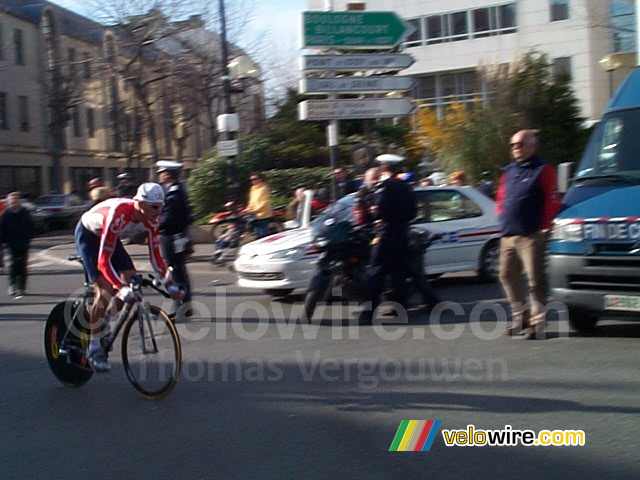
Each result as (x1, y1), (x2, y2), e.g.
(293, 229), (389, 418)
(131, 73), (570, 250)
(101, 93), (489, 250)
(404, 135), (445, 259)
(389, 420), (442, 452)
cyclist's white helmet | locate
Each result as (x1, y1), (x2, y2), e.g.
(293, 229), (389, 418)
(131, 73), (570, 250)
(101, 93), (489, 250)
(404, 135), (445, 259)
(134, 182), (165, 203)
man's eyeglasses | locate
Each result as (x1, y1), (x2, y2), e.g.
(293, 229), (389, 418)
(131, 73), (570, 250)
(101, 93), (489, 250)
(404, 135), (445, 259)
(510, 142), (525, 149)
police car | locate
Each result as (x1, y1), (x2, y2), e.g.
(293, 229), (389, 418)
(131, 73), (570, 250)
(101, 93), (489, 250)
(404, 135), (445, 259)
(234, 186), (501, 296)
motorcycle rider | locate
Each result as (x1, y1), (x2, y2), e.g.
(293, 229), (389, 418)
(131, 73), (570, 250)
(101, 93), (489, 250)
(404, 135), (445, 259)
(361, 155), (416, 324)
(353, 167), (380, 228)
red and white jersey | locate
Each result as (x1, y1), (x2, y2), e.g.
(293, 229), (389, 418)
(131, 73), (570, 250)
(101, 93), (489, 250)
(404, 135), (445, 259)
(81, 198), (167, 288)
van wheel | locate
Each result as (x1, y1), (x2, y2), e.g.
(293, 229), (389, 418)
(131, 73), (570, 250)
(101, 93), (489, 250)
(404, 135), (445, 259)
(478, 240), (499, 283)
(567, 308), (599, 334)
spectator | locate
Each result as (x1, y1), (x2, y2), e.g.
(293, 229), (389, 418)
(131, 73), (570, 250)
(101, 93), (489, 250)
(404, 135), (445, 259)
(156, 161), (192, 318)
(116, 172), (138, 198)
(419, 177), (433, 187)
(449, 171), (467, 186)
(88, 177), (110, 205)
(0, 192), (34, 298)
(286, 187), (306, 223)
(333, 166), (358, 200)
(243, 172), (273, 239)
(0, 197), (5, 273)
(496, 129), (560, 340)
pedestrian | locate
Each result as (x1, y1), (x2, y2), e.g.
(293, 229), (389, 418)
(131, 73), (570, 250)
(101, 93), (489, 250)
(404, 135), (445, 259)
(449, 171), (467, 186)
(286, 187), (306, 224)
(419, 177), (433, 187)
(156, 161), (192, 318)
(361, 157), (416, 324)
(115, 172), (138, 198)
(0, 197), (5, 273)
(242, 172), (272, 239)
(88, 177), (110, 206)
(333, 166), (358, 200)
(496, 129), (560, 340)
(0, 192), (34, 298)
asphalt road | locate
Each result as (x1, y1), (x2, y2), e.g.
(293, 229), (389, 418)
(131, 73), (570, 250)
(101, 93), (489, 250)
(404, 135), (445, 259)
(0, 232), (638, 479)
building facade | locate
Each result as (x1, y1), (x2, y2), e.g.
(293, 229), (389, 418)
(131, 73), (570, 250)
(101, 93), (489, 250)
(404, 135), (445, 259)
(307, 0), (637, 124)
(0, 1), (264, 197)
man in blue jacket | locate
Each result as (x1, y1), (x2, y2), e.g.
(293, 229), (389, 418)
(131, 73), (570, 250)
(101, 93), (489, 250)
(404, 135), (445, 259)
(496, 129), (559, 340)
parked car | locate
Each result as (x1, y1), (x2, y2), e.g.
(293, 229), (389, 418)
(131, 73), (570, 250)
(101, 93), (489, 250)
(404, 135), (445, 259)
(234, 186), (501, 297)
(32, 193), (90, 230)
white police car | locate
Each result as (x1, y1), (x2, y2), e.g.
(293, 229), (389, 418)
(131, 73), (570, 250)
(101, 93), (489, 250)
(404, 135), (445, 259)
(234, 186), (500, 296)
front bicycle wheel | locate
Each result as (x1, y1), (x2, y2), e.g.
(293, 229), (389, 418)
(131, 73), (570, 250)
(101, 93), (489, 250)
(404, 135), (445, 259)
(44, 300), (93, 387)
(121, 305), (181, 399)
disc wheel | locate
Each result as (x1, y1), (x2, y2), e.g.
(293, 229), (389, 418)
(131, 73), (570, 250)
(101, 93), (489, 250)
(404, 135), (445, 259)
(44, 301), (93, 387)
(121, 305), (181, 399)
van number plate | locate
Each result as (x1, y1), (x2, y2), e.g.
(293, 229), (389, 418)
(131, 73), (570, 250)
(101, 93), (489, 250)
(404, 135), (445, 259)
(604, 294), (640, 312)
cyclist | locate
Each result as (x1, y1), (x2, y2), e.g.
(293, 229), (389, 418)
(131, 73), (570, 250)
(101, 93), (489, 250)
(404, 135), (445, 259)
(74, 182), (182, 372)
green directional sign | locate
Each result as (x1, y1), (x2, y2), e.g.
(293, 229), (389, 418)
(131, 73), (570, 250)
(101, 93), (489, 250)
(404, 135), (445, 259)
(302, 11), (416, 49)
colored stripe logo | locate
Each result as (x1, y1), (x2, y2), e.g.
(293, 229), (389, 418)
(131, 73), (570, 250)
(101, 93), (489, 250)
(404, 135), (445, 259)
(389, 420), (442, 451)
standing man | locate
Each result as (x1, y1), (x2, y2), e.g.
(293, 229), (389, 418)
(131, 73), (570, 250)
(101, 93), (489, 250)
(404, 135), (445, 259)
(0, 192), (34, 298)
(115, 172), (138, 198)
(333, 166), (358, 200)
(243, 172), (272, 239)
(361, 158), (416, 324)
(496, 129), (560, 340)
(156, 161), (192, 318)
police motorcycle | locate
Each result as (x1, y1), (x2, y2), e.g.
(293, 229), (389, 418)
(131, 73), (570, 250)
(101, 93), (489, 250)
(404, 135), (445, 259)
(302, 199), (442, 322)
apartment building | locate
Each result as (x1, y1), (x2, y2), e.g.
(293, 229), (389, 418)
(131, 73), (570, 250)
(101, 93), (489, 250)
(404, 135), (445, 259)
(307, 0), (637, 124)
(0, 0), (264, 196)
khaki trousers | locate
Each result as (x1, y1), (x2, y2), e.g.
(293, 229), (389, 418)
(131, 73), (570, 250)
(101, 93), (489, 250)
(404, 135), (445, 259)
(499, 231), (547, 334)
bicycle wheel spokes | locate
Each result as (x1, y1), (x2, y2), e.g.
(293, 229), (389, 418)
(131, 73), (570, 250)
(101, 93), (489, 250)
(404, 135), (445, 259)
(44, 300), (93, 387)
(121, 305), (181, 399)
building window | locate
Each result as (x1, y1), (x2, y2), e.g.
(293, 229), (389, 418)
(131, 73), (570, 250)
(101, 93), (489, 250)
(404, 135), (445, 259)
(14, 29), (24, 65)
(86, 107), (95, 137)
(405, 18), (422, 47)
(426, 15), (445, 44)
(451, 11), (469, 41)
(550, 0), (569, 22)
(18, 96), (29, 131)
(72, 106), (81, 137)
(473, 4), (517, 38)
(415, 71), (480, 110)
(83, 52), (91, 79)
(0, 92), (8, 129)
(552, 56), (572, 80)
(611, 0), (636, 53)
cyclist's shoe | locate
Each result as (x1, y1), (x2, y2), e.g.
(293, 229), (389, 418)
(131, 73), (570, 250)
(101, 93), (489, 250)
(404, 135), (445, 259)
(87, 346), (111, 373)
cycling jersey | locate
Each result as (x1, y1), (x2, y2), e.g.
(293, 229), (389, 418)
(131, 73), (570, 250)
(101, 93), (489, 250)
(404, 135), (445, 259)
(80, 198), (167, 288)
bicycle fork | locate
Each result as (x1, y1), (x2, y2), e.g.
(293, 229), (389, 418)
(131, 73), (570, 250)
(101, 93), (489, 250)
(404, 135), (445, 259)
(137, 302), (160, 355)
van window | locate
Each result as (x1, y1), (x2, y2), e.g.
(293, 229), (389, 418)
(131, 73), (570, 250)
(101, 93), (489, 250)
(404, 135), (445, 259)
(574, 109), (640, 179)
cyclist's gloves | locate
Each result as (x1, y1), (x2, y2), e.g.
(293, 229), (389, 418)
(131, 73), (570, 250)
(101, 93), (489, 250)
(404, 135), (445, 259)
(167, 285), (180, 296)
(117, 286), (135, 303)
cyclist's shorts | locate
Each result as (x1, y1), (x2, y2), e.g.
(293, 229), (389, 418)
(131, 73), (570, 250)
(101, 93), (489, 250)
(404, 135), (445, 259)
(74, 222), (135, 283)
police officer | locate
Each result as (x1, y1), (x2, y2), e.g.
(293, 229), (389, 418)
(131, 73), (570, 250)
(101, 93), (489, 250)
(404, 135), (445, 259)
(156, 161), (192, 318)
(361, 155), (416, 324)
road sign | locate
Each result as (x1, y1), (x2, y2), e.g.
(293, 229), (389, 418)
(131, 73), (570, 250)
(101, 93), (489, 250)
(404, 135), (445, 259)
(300, 76), (414, 94)
(302, 11), (416, 49)
(217, 140), (240, 157)
(301, 54), (415, 71)
(299, 98), (414, 121)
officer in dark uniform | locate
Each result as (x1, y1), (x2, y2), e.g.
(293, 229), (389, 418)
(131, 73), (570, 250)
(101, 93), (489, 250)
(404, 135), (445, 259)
(156, 161), (192, 318)
(361, 155), (416, 324)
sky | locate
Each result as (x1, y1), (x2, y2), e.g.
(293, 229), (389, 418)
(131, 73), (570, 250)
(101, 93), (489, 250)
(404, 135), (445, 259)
(48, 0), (308, 102)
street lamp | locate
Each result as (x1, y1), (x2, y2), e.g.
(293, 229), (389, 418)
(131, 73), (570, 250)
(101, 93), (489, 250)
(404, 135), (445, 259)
(598, 54), (623, 97)
(218, 0), (261, 205)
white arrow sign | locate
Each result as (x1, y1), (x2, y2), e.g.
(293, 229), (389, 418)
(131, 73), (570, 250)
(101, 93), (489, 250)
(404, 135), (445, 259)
(301, 54), (415, 71)
(299, 98), (414, 121)
(300, 76), (414, 94)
